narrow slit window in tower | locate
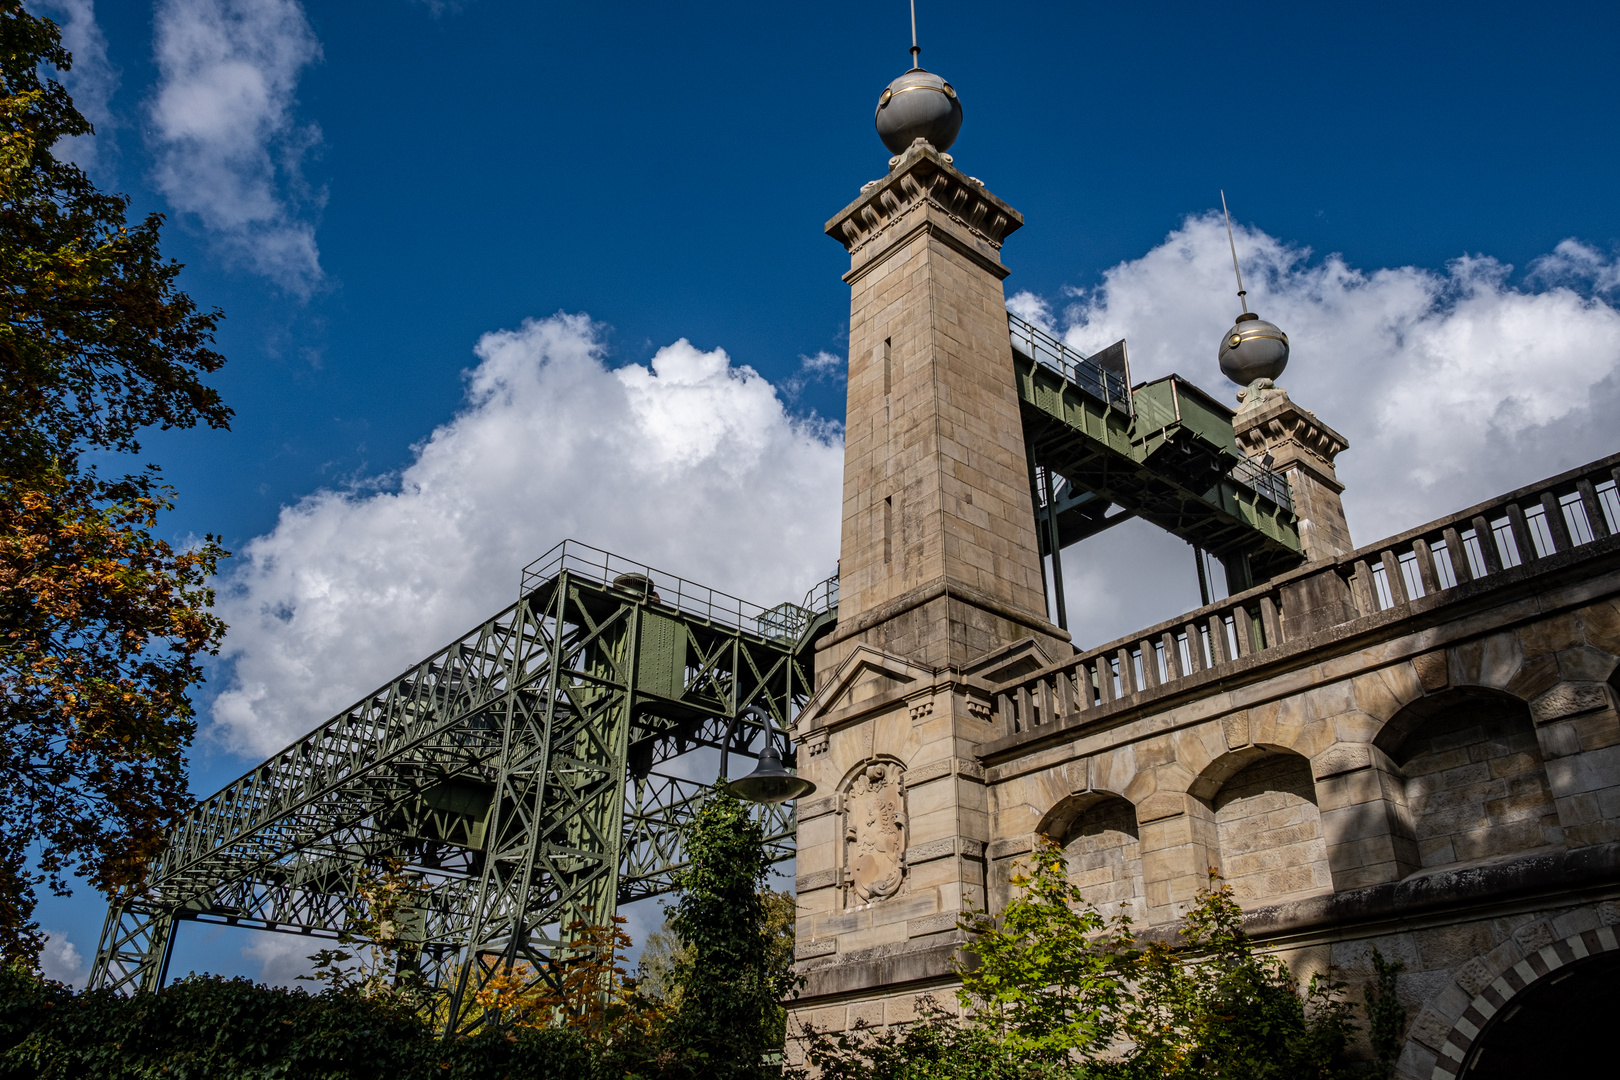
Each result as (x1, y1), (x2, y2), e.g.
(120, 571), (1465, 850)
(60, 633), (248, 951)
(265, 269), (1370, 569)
(883, 496), (893, 564)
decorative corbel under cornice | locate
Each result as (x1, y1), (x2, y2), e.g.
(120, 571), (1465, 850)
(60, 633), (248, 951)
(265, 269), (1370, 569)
(825, 144), (1022, 256)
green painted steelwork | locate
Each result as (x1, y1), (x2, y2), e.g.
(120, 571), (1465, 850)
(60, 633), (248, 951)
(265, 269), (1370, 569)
(87, 307), (1298, 1024)
(1011, 313), (1303, 586)
(89, 541), (830, 1034)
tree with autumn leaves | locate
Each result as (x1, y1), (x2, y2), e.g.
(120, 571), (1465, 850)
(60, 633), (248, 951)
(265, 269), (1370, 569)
(0, 2), (230, 961)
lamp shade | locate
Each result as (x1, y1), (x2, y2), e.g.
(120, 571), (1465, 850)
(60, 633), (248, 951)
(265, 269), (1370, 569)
(727, 745), (815, 805)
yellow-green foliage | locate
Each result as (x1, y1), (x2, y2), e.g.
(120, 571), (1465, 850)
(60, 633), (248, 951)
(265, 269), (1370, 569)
(798, 838), (1360, 1080)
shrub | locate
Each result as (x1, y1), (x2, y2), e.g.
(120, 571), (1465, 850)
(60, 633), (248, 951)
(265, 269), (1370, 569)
(797, 841), (1359, 1080)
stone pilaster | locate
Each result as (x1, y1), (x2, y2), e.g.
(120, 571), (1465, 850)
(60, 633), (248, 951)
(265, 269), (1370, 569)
(1232, 385), (1353, 563)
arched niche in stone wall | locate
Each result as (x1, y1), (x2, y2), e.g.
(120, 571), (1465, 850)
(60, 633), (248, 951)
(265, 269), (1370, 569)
(1206, 751), (1333, 905)
(837, 756), (909, 909)
(1037, 792), (1144, 920)
(1376, 687), (1562, 870)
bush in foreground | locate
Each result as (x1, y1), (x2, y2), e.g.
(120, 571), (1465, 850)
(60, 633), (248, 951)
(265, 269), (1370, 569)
(798, 840), (1372, 1080)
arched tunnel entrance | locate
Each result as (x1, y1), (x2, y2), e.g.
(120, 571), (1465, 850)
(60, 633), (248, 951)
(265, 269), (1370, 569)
(1458, 948), (1620, 1078)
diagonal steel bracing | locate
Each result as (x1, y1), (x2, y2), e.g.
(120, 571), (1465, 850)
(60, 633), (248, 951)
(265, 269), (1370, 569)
(89, 541), (825, 1034)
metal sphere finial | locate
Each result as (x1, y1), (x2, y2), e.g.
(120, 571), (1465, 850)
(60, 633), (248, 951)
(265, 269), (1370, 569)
(875, 67), (962, 154)
(875, 0), (962, 155)
(1217, 192), (1290, 386)
(1219, 313), (1290, 385)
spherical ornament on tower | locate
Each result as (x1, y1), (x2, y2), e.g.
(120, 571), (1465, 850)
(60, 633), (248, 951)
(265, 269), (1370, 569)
(875, 67), (963, 154)
(1218, 312), (1290, 386)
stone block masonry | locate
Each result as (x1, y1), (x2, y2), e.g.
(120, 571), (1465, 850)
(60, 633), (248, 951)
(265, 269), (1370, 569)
(786, 132), (1620, 1079)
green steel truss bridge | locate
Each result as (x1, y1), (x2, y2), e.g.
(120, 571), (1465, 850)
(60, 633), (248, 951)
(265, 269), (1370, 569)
(88, 316), (1297, 1026)
(1010, 312), (1303, 602)
(89, 542), (833, 1029)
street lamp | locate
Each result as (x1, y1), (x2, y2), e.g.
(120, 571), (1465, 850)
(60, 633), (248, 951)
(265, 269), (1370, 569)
(721, 707), (816, 805)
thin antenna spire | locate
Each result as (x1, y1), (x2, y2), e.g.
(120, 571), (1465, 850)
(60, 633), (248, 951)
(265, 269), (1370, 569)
(909, 0), (921, 68)
(1221, 189), (1248, 314)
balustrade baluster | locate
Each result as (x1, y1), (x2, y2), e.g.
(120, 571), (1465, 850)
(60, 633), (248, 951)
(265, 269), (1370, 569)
(1504, 505), (1535, 566)
(1412, 538), (1441, 596)
(1379, 550), (1408, 605)
(1115, 647), (1135, 696)
(1160, 631), (1182, 679)
(1182, 624), (1204, 673)
(1441, 527), (1473, 583)
(1138, 640), (1159, 688)
(1206, 615), (1229, 665)
(1349, 561), (1376, 615)
(1228, 608), (1247, 658)
(1259, 595), (1283, 649)
(1540, 492), (1573, 552)
(1577, 478), (1610, 540)
(1058, 668), (1077, 715)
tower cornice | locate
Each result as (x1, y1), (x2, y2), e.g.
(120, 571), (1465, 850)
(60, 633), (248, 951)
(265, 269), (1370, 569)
(825, 144), (1023, 274)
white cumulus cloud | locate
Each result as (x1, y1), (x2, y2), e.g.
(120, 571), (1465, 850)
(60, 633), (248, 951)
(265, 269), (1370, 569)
(28, 0), (118, 173)
(39, 929), (87, 988)
(240, 931), (317, 986)
(209, 314), (844, 757)
(1015, 215), (1620, 647)
(149, 0), (324, 293)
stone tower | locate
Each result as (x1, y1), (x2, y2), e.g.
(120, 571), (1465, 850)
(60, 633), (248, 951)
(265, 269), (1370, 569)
(1232, 388), (1353, 562)
(789, 134), (1068, 1015)
(818, 140), (1064, 675)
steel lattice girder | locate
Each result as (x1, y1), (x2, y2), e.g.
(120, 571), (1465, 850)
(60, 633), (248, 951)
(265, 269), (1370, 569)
(1013, 346), (1304, 582)
(89, 549), (816, 1035)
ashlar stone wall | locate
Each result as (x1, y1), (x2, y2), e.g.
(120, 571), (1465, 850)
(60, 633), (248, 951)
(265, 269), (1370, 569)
(792, 535), (1620, 1080)
(1211, 752), (1332, 904)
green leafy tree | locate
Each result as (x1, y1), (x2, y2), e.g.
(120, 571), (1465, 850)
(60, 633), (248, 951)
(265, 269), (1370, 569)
(301, 858), (432, 1000)
(799, 847), (1359, 1080)
(760, 886), (798, 1051)
(1114, 876), (1355, 1080)
(956, 839), (1129, 1061)
(1363, 949), (1405, 1079)
(0, 2), (230, 962)
(635, 913), (692, 1006)
(665, 784), (800, 1080)
(0, 963), (595, 1080)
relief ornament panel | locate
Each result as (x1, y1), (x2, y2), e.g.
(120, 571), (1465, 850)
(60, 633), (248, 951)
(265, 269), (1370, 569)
(843, 760), (908, 906)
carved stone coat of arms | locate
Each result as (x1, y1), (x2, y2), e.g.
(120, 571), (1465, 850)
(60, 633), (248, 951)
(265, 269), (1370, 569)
(843, 761), (907, 905)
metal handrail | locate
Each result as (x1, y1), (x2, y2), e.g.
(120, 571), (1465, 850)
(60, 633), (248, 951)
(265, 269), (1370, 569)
(520, 540), (817, 642)
(1230, 456), (1294, 512)
(801, 572), (839, 614)
(1007, 310), (1133, 415)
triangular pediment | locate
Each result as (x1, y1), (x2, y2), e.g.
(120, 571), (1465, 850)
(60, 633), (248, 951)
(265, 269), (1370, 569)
(799, 645), (936, 724)
(961, 635), (1062, 687)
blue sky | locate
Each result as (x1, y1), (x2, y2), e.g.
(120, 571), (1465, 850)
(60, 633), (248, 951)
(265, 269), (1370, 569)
(28, 0), (1620, 984)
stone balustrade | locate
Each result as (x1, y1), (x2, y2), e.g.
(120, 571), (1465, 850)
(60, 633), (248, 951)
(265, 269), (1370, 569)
(991, 452), (1620, 739)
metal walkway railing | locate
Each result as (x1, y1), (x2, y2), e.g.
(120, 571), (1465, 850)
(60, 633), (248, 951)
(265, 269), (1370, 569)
(1008, 310), (1132, 414)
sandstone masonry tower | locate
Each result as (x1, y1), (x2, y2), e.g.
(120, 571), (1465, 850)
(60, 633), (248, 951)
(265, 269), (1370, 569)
(790, 60), (1068, 1015)
(819, 142), (1062, 671)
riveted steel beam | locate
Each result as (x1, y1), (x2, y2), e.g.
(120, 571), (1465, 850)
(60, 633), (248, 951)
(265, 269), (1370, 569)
(90, 542), (825, 1036)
